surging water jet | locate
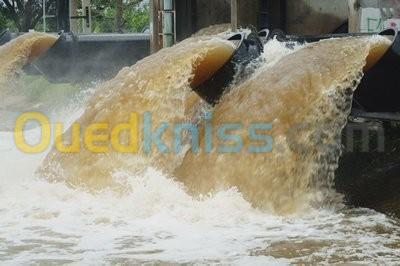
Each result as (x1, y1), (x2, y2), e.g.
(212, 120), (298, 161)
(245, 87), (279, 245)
(3, 27), (400, 216)
(175, 32), (397, 214)
(0, 30), (151, 84)
(38, 32), (262, 191)
(0, 32), (58, 85)
(273, 29), (400, 216)
(265, 29), (399, 112)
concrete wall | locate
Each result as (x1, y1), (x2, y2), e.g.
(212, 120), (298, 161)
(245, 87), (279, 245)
(231, 0), (259, 29)
(286, 0), (348, 35)
(176, 0), (231, 41)
(153, 0), (359, 52)
(196, 0), (231, 30)
(175, 0), (196, 41)
(349, 0), (400, 33)
(173, 0), (351, 44)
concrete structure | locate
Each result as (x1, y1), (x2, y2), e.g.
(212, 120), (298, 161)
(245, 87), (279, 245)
(150, 0), (351, 52)
(69, 0), (92, 33)
(286, 0), (348, 35)
(349, 0), (400, 33)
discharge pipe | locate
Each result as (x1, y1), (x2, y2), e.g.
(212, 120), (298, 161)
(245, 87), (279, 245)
(193, 32), (264, 105)
(267, 28), (400, 114)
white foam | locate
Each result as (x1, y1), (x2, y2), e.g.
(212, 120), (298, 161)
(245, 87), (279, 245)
(0, 37), (399, 265)
(0, 140), (399, 264)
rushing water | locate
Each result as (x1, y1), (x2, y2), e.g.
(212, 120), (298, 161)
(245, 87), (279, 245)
(0, 33), (399, 264)
(0, 32), (57, 86)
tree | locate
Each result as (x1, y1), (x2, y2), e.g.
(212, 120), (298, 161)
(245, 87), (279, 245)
(0, 10), (8, 29)
(123, 3), (149, 32)
(0, 0), (55, 32)
(0, 0), (149, 33)
(91, 0), (148, 33)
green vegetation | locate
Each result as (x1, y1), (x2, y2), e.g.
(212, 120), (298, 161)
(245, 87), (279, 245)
(122, 4), (150, 32)
(0, 5), (17, 31)
(91, 0), (149, 33)
(0, 0), (149, 33)
(0, 12), (6, 29)
(0, 0), (54, 32)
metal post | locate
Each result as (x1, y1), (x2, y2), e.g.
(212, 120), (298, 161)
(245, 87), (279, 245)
(150, 0), (161, 53)
(81, 0), (92, 33)
(43, 0), (46, 32)
(162, 0), (174, 47)
(70, 0), (79, 33)
(231, 0), (238, 30)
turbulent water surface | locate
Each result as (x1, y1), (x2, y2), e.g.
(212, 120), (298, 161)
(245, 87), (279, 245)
(0, 33), (399, 264)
